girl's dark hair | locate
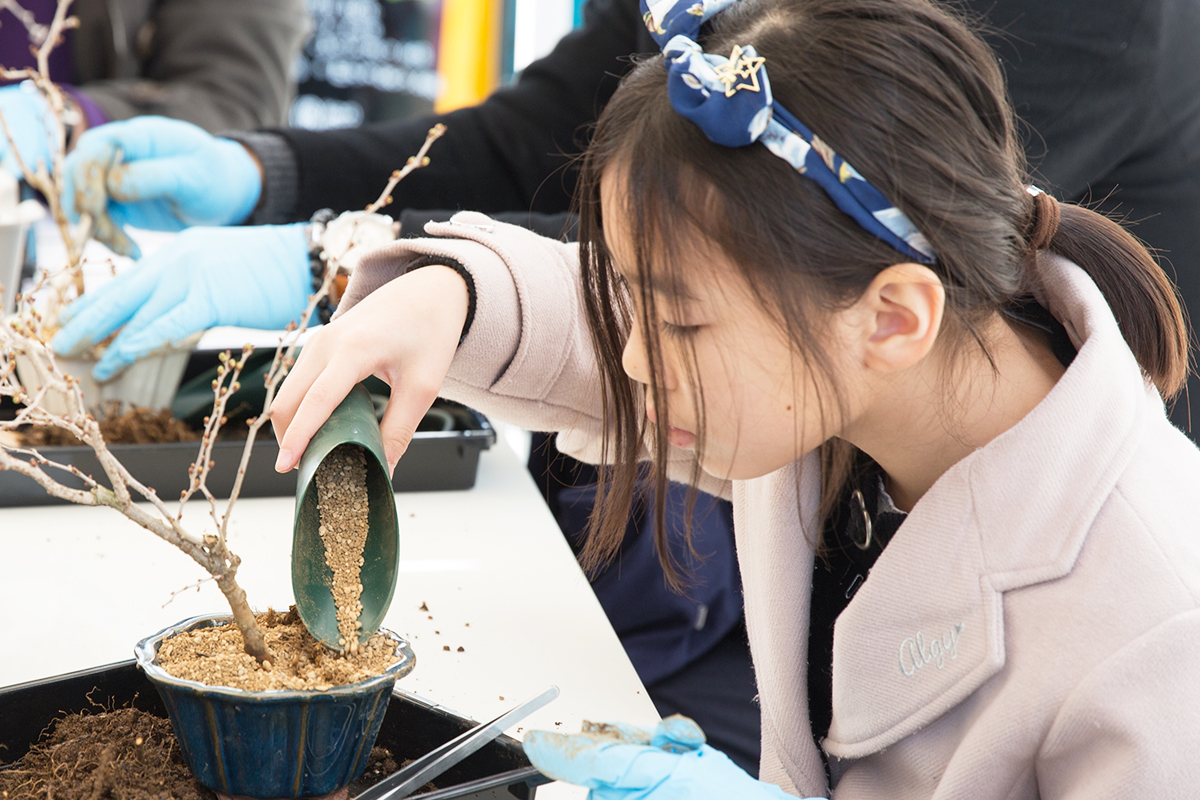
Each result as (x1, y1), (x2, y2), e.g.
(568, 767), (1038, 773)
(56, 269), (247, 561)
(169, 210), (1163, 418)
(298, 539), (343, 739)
(574, 0), (1190, 583)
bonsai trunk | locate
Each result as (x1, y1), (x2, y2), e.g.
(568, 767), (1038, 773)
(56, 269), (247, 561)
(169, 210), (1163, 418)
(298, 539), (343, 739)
(214, 556), (272, 664)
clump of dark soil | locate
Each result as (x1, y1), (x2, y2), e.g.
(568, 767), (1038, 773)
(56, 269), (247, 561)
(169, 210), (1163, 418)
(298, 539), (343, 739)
(0, 706), (213, 800)
(0, 707), (405, 800)
(347, 748), (400, 795)
(19, 406), (198, 447)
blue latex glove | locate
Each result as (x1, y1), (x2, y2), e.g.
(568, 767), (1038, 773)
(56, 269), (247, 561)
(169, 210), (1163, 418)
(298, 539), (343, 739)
(0, 82), (53, 178)
(62, 116), (262, 257)
(524, 716), (819, 800)
(51, 223), (310, 381)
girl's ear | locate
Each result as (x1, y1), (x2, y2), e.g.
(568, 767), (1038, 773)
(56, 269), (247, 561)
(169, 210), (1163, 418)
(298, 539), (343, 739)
(858, 263), (946, 373)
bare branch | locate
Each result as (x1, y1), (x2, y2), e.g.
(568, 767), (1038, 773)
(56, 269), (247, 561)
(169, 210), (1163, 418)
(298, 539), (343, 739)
(0, 0), (49, 45)
(178, 346), (252, 524)
(162, 575), (217, 608)
(0, 447), (99, 505)
(0, 445), (101, 490)
(366, 124), (446, 213)
(0, 320), (205, 544)
(2, 53), (448, 665)
(0, 2), (84, 300)
(0, 0), (272, 663)
(34, 0), (75, 82)
(218, 280), (330, 542)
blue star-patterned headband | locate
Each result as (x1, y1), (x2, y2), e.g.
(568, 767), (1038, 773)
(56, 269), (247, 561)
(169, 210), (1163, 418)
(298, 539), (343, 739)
(641, 0), (937, 264)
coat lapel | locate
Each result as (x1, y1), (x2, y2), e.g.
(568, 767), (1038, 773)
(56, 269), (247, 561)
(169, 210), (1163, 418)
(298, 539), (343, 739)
(734, 455), (828, 797)
(822, 468), (1007, 757)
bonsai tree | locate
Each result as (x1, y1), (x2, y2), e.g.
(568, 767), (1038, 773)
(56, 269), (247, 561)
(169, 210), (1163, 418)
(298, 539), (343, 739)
(0, 0), (447, 661)
(0, 121), (444, 660)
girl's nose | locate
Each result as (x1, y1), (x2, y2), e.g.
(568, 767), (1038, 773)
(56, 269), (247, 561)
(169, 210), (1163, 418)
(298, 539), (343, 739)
(623, 322), (679, 390)
(622, 322), (650, 385)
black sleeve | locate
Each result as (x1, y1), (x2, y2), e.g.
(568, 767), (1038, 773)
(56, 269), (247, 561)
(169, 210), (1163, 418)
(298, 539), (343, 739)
(268, 0), (652, 223)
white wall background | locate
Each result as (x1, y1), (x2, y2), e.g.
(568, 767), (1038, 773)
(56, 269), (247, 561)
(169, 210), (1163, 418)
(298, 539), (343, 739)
(513, 0), (577, 73)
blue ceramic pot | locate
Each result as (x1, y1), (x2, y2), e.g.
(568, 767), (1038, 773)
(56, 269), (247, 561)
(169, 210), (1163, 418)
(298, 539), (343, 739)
(135, 613), (416, 798)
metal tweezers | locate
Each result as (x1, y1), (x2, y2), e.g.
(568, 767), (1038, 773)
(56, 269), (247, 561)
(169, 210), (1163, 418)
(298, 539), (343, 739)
(355, 685), (560, 800)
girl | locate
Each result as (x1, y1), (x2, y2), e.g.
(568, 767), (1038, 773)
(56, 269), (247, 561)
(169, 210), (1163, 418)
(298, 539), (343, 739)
(271, 0), (1200, 796)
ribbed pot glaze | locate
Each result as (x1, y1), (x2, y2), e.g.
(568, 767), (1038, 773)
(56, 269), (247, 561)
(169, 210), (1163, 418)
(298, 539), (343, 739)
(135, 613), (415, 798)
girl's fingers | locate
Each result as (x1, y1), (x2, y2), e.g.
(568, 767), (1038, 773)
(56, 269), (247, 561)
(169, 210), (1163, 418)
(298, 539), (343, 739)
(271, 265), (469, 472)
(269, 330), (343, 465)
(273, 360), (364, 472)
(377, 372), (442, 475)
(268, 336), (319, 444)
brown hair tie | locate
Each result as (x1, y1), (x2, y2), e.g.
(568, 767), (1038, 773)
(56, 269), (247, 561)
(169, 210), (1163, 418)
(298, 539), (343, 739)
(1028, 187), (1060, 250)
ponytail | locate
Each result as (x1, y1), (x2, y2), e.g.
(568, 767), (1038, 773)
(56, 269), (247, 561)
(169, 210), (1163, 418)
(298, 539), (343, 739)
(1042, 203), (1191, 400)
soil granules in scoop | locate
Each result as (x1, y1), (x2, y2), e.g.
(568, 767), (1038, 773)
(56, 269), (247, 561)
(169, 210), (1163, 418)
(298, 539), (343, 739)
(314, 444), (371, 653)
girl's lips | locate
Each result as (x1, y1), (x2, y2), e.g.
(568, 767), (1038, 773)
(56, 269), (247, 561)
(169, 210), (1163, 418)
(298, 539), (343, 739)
(646, 407), (697, 448)
(667, 426), (696, 448)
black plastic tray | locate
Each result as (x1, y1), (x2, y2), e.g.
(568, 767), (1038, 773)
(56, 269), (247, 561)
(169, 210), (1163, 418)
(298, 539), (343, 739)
(0, 660), (541, 799)
(0, 399), (495, 507)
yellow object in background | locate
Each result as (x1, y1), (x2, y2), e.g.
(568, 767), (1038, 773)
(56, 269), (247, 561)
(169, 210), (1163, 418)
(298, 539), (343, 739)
(435, 0), (504, 112)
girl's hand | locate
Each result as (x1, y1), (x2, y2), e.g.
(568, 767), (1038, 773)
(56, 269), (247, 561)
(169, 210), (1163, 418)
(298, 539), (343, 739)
(270, 265), (470, 475)
(524, 717), (813, 800)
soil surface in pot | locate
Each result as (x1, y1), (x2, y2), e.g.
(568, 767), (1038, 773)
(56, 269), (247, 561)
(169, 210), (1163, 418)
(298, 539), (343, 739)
(0, 707), (416, 800)
(157, 607), (402, 692)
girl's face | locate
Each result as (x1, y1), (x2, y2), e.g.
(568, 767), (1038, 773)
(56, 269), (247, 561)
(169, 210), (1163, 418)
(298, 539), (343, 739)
(601, 172), (856, 481)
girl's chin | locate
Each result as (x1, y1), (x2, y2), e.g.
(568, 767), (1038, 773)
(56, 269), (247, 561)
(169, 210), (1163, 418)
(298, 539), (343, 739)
(696, 449), (792, 483)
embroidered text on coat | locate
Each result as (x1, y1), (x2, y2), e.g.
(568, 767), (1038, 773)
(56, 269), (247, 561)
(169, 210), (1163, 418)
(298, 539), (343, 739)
(899, 623), (964, 677)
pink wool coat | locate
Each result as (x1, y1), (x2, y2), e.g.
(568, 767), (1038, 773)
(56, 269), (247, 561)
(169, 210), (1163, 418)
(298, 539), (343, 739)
(341, 212), (1200, 799)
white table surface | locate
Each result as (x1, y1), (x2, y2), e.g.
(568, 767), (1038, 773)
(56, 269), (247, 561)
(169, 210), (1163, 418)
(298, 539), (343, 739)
(0, 436), (660, 799)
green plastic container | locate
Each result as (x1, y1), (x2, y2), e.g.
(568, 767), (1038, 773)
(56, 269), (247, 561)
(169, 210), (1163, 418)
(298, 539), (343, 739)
(292, 383), (400, 649)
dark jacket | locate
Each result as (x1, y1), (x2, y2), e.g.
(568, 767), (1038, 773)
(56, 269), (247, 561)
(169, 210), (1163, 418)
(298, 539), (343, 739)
(72, 0), (309, 130)
(246, 0), (656, 223)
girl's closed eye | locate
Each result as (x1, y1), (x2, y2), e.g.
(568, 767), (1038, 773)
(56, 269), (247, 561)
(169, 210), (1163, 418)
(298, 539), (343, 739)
(660, 319), (702, 339)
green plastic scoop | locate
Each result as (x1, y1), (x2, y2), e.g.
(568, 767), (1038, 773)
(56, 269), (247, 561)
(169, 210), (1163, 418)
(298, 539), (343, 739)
(292, 383), (400, 650)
